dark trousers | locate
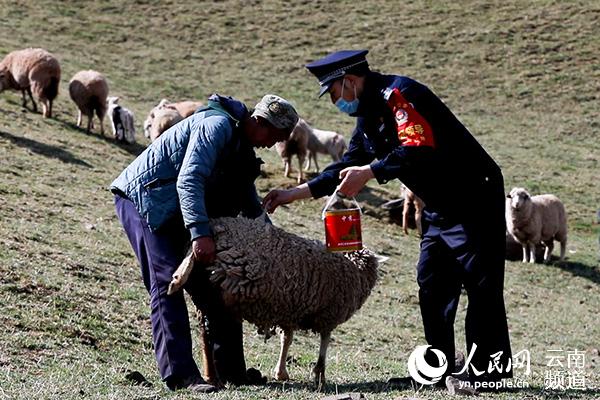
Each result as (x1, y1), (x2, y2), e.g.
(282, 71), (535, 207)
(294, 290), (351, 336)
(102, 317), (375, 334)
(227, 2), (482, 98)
(417, 213), (512, 382)
(114, 195), (246, 386)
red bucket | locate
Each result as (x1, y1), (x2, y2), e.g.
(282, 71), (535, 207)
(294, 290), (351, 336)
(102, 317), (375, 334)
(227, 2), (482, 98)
(322, 192), (362, 252)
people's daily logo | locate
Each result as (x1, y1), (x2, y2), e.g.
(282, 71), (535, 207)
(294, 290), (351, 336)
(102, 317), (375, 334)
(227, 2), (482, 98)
(407, 345), (448, 385)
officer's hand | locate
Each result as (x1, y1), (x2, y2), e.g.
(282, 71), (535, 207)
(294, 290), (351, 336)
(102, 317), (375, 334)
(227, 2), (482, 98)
(262, 189), (294, 214)
(338, 165), (375, 197)
(192, 236), (216, 265)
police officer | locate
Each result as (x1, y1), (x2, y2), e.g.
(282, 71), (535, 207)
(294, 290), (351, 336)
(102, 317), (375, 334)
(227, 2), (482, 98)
(111, 94), (298, 392)
(263, 50), (512, 388)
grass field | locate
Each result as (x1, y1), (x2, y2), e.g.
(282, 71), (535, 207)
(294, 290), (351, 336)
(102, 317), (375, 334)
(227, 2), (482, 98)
(0, 0), (598, 399)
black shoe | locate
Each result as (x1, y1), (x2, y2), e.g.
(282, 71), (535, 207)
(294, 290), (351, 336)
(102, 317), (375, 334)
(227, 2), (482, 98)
(167, 375), (219, 392)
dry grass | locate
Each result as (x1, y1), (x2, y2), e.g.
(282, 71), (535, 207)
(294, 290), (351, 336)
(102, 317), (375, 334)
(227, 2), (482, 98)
(0, 0), (598, 399)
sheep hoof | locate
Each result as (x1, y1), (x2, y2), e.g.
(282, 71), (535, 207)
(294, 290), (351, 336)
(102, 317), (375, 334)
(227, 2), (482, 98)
(272, 369), (289, 381)
(167, 273), (184, 295)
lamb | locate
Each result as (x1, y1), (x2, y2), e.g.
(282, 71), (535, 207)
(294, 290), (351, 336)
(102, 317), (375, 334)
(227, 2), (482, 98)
(167, 217), (379, 390)
(68, 70), (109, 135)
(0, 48), (61, 118)
(305, 127), (347, 173)
(148, 107), (183, 142)
(506, 187), (567, 263)
(274, 117), (310, 183)
(402, 185), (425, 236)
(143, 99), (203, 140)
(106, 96), (136, 144)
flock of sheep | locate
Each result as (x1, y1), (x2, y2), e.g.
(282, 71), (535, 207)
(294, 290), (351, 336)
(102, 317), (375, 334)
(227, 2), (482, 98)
(0, 46), (572, 388)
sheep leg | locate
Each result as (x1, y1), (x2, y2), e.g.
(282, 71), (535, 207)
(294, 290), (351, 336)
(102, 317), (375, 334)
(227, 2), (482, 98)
(304, 152), (312, 171)
(415, 201), (424, 237)
(521, 245), (528, 263)
(313, 331), (331, 391)
(76, 110), (82, 127)
(528, 243), (536, 264)
(543, 240), (554, 263)
(97, 109), (105, 136)
(284, 159), (291, 178)
(313, 154), (320, 173)
(23, 88), (37, 112)
(197, 309), (222, 387)
(297, 155), (305, 183)
(40, 99), (49, 118)
(86, 113), (93, 134)
(273, 329), (293, 381)
(402, 200), (410, 235)
(167, 251), (194, 295)
(559, 239), (566, 261)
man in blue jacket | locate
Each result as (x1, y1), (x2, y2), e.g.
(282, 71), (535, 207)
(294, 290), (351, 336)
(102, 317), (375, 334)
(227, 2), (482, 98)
(111, 93), (298, 392)
(263, 51), (512, 391)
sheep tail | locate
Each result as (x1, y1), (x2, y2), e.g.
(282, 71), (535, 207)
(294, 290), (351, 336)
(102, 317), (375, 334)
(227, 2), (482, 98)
(43, 76), (59, 101)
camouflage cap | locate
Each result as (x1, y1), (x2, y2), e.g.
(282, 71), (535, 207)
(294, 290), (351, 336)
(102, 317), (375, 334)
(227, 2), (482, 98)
(252, 94), (299, 132)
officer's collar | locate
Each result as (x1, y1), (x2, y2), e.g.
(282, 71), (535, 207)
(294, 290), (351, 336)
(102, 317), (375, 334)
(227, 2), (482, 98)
(352, 71), (387, 117)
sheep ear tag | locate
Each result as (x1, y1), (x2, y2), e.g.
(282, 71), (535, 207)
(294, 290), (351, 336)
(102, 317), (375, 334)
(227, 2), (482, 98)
(322, 190), (363, 252)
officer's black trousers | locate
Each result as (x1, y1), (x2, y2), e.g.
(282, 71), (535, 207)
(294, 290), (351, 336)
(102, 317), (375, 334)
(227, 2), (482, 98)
(416, 215), (513, 383)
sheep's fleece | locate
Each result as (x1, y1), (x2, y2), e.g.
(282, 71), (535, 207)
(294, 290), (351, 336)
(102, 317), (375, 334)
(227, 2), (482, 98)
(170, 217), (379, 335)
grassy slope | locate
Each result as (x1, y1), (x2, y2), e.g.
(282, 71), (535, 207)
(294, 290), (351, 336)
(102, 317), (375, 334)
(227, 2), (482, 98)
(0, 0), (598, 399)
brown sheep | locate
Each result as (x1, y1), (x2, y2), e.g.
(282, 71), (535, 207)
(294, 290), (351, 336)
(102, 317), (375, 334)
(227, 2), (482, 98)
(143, 99), (204, 140)
(274, 117), (310, 184)
(68, 70), (109, 135)
(0, 48), (61, 118)
(149, 107), (183, 142)
(402, 185), (425, 236)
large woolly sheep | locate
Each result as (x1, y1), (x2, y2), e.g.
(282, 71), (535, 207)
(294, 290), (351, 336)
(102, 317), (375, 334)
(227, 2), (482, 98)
(506, 187), (567, 263)
(143, 99), (203, 140)
(305, 127), (347, 173)
(68, 70), (109, 135)
(0, 48), (61, 118)
(107, 96), (136, 144)
(168, 217), (379, 389)
(274, 117), (310, 183)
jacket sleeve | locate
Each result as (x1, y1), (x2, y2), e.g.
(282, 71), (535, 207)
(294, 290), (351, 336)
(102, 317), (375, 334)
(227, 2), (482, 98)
(307, 126), (376, 199)
(177, 116), (233, 240)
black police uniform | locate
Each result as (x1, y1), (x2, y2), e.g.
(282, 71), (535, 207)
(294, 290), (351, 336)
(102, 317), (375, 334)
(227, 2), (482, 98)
(306, 51), (512, 382)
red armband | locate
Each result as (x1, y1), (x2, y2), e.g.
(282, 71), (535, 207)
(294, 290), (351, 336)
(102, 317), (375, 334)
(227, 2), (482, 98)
(386, 88), (435, 147)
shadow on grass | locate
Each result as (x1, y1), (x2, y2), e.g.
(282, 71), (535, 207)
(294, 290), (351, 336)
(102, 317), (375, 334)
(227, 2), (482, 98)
(51, 115), (147, 157)
(506, 385), (600, 399)
(266, 379), (415, 395)
(0, 129), (93, 168)
(266, 380), (600, 397)
(547, 259), (600, 286)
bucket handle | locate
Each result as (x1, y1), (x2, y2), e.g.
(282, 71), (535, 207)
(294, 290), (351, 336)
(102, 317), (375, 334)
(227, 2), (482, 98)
(321, 188), (362, 220)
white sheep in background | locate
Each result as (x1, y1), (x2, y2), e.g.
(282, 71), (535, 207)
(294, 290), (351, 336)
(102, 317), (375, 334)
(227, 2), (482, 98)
(402, 185), (425, 236)
(274, 117), (310, 183)
(506, 187), (567, 263)
(106, 96), (136, 144)
(305, 126), (347, 173)
(168, 217), (379, 390)
(68, 70), (109, 135)
(0, 48), (61, 118)
(143, 99), (203, 140)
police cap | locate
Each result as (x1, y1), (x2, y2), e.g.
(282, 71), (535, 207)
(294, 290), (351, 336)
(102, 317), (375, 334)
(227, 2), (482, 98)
(305, 50), (369, 97)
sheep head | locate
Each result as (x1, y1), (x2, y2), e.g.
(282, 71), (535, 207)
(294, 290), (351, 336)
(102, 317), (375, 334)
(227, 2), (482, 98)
(507, 187), (531, 211)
